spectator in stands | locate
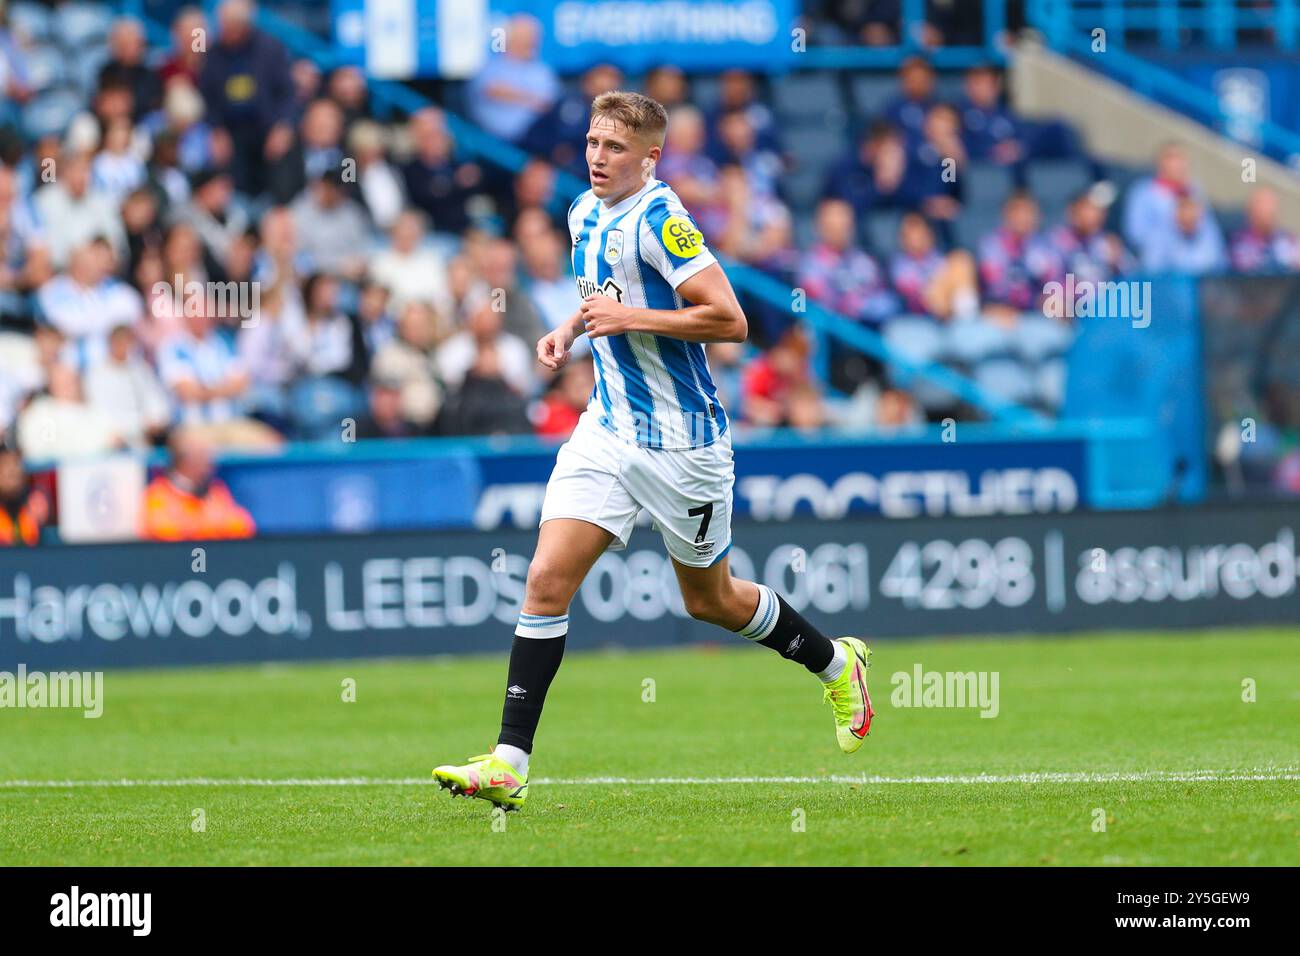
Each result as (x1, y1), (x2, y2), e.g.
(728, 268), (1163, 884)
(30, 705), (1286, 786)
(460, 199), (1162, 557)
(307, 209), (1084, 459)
(32, 150), (126, 269)
(36, 239), (143, 371)
(476, 237), (544, 346)
(820, 0), (904, 46)
(0, 442), (47, 546)
(16, 363), (122, 461)
(1122, 141), (1203, 265)
(519, 217), (584, 358)
(658, 106), (724, 237)
(436, 298), (534, 400)
(798, 197), (899, 326)
(823, 122), (911, 224)
(906, 103), (966, 241)
(268, 96), (344, 204)
(741, 325), (817, 427)
(524, 63), (623, 179)
(356, 279), (395, 355)
(252, 205), (310, 293)
(402, 107), (480, 236)
(289, 59), (321, 123)
(99, 17), (162, 122)
(466, 14), (560, 145)
(882, 57), (940, 145)
(91, 117), (147, 202)
(711, 108), (783, 200)
(533, 357), (594, 439)
(156, 300), (281, 449)
(1230, 187), (1300, 273)
(0, 164), (51, 316)
(236, 283), (299, 430)
(355, 376), (416, 440)
(644, 66), (690, 111)
(889, 212), (980, 320)
(348, 119), (404, 231)
(369, 209), (451, 315)
(370, 301), (445, 432)
(159, 6), (207, 89)
(1142, 195), (1227, 275)
(1048, 186), (1133, 284)
(326, 65), (370, 133)
(499, 158), (561, 235)
(85, 324), (171, 449)
(958, 64), (1024, 169)
(289, 169), (370, 280)
(142, 428), (256, 541)
(175, 167), (250, 279)
(198, 0), (296, 196)
(285, 272), (366, 438)
(707, 69), (781, 162)
(977, 190), (1061, 321)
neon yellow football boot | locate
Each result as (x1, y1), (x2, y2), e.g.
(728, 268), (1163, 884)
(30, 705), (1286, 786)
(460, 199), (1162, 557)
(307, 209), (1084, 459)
(823, 637), (875, 753)
(433, 752), (528, 810)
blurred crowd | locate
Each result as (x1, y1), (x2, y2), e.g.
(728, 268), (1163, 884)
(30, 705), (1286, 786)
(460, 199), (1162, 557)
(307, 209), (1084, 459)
(0, 1), (1296, 546)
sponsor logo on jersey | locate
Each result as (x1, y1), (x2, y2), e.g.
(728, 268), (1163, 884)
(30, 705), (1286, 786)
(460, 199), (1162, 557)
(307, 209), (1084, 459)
(661, 215), (703, 258)
(576, 275), (625, 302)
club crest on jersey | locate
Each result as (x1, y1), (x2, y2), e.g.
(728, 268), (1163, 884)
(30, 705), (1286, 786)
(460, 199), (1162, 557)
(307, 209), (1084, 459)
(604, 230), (624, 264)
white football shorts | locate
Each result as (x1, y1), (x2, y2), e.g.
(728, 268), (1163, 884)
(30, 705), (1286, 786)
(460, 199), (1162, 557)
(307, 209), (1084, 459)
(539, 407), (734, 568)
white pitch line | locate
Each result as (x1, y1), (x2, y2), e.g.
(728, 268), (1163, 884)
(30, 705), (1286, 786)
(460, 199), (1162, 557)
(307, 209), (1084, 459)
(0, 769), (1295, 788)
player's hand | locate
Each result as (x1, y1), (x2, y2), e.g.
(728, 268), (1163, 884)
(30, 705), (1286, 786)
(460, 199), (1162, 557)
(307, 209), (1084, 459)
(537, 326), (574, 370)
(580, 295), (633, 339)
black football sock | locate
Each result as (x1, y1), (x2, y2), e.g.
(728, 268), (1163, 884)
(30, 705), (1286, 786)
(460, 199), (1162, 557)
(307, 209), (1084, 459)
(497, 612), (569, 753)
(734, 584), (837, 674)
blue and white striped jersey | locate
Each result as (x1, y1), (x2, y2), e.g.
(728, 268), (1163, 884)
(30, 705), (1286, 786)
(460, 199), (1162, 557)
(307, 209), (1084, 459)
(569, 178), (730, 451)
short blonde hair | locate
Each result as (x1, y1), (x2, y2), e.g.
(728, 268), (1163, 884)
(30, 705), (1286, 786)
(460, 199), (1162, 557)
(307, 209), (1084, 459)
(590, 90), (668, 147)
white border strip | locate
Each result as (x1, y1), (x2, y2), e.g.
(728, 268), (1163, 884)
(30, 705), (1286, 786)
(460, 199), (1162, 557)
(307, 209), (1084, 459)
(0, 769), (1295, 788)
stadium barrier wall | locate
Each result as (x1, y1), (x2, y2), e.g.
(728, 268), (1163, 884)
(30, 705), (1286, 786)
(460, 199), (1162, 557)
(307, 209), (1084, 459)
(2, 502), (1296, 670)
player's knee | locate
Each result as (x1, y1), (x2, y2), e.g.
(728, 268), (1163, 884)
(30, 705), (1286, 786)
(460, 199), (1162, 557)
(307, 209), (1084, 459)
(524, 559), (577, 615)
(681, 589), (727, 626)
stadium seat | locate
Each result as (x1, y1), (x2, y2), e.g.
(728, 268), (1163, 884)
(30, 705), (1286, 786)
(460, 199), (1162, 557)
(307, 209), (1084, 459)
(863, 209), (904, 258)
(53, 2), (113, 51)
(883, 315), (957, 410)
(1035, 357), (1068, 411)
(1012, 315), (1076, 364)
(965, 161), (1015, 210)
(849, 74), (895, 119)
(772, 73), (843, 120)
(8, 2), (53, 43)
(21, 44), (69, 93)
(947, 316), (1015, 364)
(22, 89), (84, 141)
(1025, 160), (1094, 217)
(974, 357), (1036, 405)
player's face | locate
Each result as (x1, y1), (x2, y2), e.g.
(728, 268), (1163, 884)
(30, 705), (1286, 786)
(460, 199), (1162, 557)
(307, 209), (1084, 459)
(586, 117), (655, 204)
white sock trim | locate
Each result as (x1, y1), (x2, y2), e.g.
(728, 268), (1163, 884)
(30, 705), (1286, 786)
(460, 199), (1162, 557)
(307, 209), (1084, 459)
(493, 744), (529, 776)
(515, 612), (569, 639)
(737, 585), (779, 641)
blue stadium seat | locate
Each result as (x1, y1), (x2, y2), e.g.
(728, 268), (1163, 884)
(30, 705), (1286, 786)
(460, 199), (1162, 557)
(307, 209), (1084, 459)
(773, 73), (842, 120)
(965, 161), (1015, 210)
(22, 89), (84, 141)
(21, 44), (69, 93)
(8, 2), (53, 43)
(1025, 160), (1094, 217)
(1012, 315), (1076, 364)
(849, 74), (895, 119)
(1036, 357), (1068, 411)
(974, 357), (1036, 405)
(947, 316), (1014, 364)
(863, 209), (904, 258)
(54, 2), (113, 51)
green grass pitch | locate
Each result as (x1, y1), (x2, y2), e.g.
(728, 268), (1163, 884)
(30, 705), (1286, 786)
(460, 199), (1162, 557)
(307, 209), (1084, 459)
(1, 627), (1296, 866)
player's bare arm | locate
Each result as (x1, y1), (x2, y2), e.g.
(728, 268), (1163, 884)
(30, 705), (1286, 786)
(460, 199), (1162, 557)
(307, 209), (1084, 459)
(578, 263), (747, 344)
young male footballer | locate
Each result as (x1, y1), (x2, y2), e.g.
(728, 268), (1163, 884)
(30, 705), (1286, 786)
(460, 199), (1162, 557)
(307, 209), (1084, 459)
(433, 92), (873, 810)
